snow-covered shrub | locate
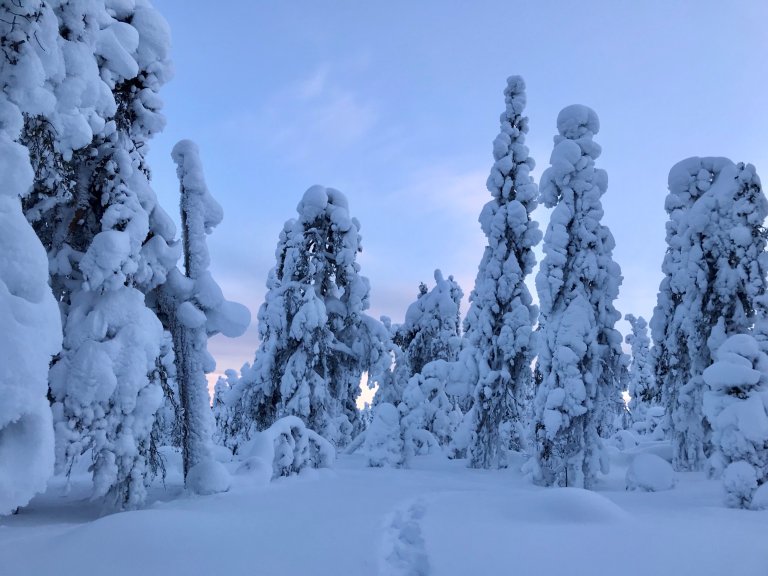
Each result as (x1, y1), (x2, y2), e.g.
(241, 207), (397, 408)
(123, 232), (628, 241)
(532, 104), (625, 488)
(0, 137), (62, 516)
(395, 270), (463, 376)
(702, 334), (768, 508)
(363, 403), (404, 468)
(399, 360), (465, 459)
(625, 453), (676, 492)
(242, 416), (335, 480)
(463, 76), (541, 468)
(652, 158), (768, 472)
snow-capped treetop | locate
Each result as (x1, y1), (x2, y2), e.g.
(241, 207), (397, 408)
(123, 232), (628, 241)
(556, 104), (600, 140)
(172, 139), (223, 278)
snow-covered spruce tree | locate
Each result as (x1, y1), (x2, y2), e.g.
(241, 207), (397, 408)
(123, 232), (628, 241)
(49, 1), (181, 509)
(395, 270), (463, 376)
(624, 314), (657, 427)
(461, 76), (541, 469)
(531, 105), (625, 488)
(156, 140), (249, 494)
(702, 334), (768, 509)
(0, 7), (65, 512)
(651, 158), (768, 472)
(232, 186), (386, 449)
(370, 316), (411, 407)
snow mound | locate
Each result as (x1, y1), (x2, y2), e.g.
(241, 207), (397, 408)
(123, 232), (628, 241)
(613, 429), (638, 450)
(751, 482), (768, 510)
(516, 488), (628, 524)
(186, 459), (231, 496)
(626, 453), (675, 492)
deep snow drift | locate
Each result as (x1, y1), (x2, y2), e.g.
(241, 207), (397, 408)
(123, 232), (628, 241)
(1, 441), (766, 576)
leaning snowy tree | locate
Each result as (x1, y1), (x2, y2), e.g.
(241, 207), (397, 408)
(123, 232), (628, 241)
(650, 158), (768, 472)
(155, 140), (249, 495)
(230, 186), (387, 449)
(531, 105), (625, 489)
(463, 76), (541, 469)
(0, 1), (63, 513)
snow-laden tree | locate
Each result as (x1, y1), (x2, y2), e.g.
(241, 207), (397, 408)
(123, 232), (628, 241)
(156, 140), (249, 495)
(48, 1), (180, 509)
(531, 105), (625, 489)
(651, 158), (768, 471)
(624, 314), (657, 427)
(231, 186), (387, 448)
(395, 270), (463, 376)
(702, 334), (768, 509)
(370, 316), (411, 407)
(462, 76), (541, 469)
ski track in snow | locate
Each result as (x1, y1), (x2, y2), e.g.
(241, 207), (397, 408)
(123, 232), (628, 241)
(379, 498), (430, 576)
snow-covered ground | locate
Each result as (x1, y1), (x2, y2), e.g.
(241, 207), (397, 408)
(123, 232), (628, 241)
(1, 444), (766, 576)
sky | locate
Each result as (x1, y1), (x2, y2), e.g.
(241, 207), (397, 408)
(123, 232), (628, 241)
(146, 0), (768, 383)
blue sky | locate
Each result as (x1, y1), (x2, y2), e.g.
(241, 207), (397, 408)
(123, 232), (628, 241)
(147, 0), (768, 378)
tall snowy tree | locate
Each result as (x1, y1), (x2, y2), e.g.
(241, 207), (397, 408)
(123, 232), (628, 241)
(156, 140), (249, 494)
(650, 158), (768, 471)
(624, 314), (657, 426)
(0, 0), (64, 512)
(531, 105), (625, 488)
(462, 76), (541, 469)
(231, 186), (386, 448)
(48, 0), (180, 509)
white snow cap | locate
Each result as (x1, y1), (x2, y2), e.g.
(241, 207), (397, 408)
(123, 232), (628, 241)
(556, 104), (600, 139)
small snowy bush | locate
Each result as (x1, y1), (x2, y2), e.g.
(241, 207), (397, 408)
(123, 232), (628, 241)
(243, 416), (335, 480)
(363, 403), (404, 468)
(626, 454), (676, 492)
(702, 334), (768, 509)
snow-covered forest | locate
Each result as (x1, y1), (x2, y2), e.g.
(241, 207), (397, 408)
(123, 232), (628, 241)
(1, 1), (767, 575)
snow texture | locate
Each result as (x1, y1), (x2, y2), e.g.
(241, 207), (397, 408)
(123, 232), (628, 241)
(651, 157), (768, 472)
(0, 136), (62, 515)
(532, 104), (625, 488)
(462, 76), (541, 469)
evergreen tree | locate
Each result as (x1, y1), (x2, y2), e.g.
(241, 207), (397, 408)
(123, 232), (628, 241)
(624, 314), (657, 426)
(651, 158), (768, 471)
(48, 0), (179, 508)
(232, 186), (386, 448)
(531, 105), (625, 488)
(463, 76), (541, 469)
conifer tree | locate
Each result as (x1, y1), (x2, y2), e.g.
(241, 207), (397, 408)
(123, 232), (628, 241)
(651, 158), (768, 471)
(624, 314), (657, 426)
(231, 186), (386, 448)
(531, 105), (625, 488)
(463, 76), (541, 469)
